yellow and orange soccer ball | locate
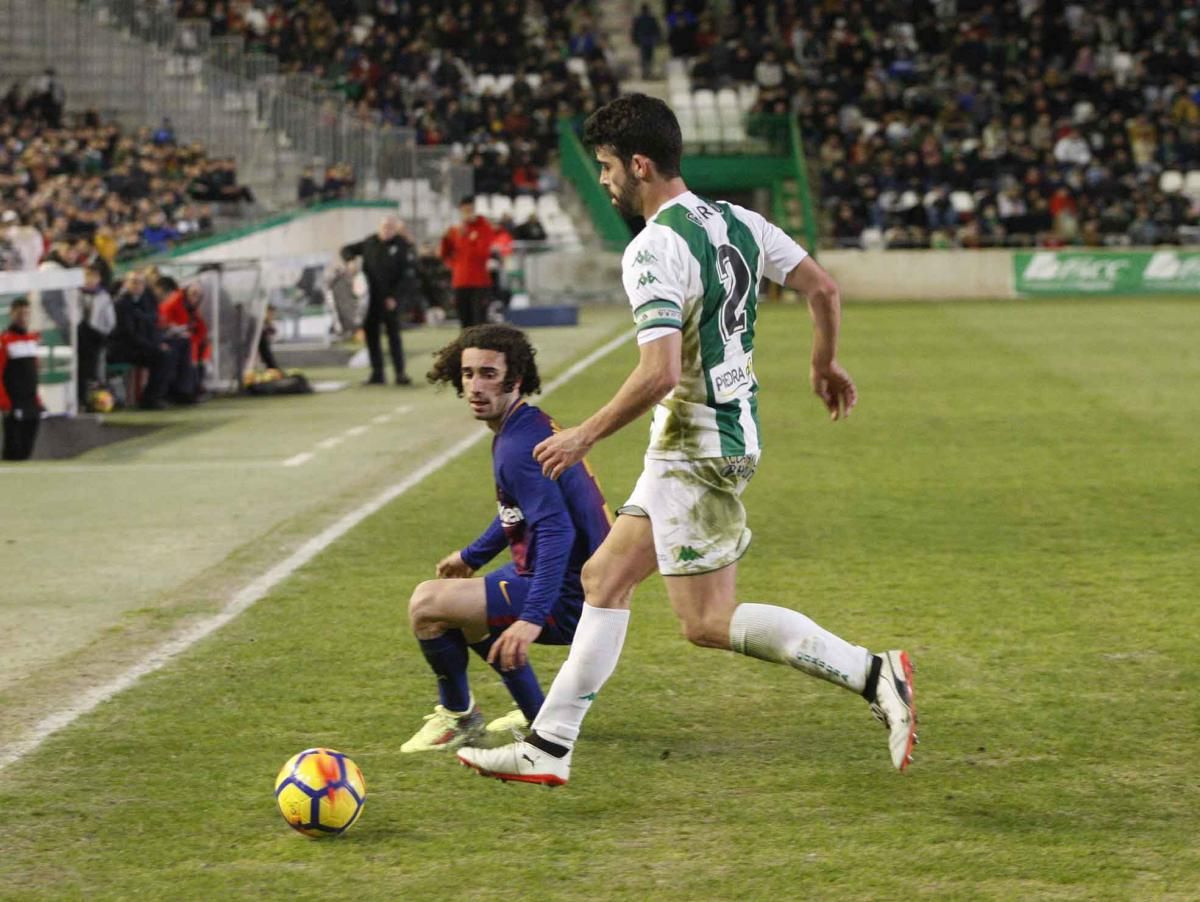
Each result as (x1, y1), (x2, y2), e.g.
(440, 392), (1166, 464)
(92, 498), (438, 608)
(274, 748), (366, 838)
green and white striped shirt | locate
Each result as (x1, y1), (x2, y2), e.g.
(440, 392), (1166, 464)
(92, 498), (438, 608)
(623, 191), (807, 459)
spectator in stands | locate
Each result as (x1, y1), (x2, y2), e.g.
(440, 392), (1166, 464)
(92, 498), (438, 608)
(340, 216), (415, 387)
(109, 270), (171, 410)
(0, 298), (42, 460)
(26, 68), (65, 128)
(141, 212), (180, 256)
(158, 279), (210, 402)
(2, 211), (42, 271)
(632, 5), (663, 80)
(77, 263), (116, 407)
(439, 196), (495, 330)
(298, 167), (321, 207)
(667, 4), (699, 58)
(514, 213), (547, 242)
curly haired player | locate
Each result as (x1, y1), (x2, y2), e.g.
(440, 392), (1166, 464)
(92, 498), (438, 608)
(399, 324), (613, 753)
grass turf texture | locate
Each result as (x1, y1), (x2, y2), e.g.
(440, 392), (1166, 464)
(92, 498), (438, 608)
(3, 299), (1199, 900)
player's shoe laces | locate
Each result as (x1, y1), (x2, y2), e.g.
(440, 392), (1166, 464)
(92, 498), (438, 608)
(484, 708), (530, 738)
(868, 650), (918, 772)
(457, 739), (571, 787)
(400, 704), (485, 753)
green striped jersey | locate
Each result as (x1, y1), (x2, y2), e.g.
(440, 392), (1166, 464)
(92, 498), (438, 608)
(623, 191), (807, 459)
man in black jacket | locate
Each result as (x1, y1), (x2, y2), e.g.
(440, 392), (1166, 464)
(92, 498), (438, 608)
(108, 270), (171, 409)
(340, 216), (414, 386)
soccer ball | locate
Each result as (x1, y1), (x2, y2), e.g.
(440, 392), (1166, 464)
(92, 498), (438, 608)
(274, 747), (366, 838)
(88, 388), (115, 413)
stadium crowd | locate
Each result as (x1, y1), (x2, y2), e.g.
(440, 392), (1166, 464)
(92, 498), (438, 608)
(171, 0), (618, 202)
(671, 0), (1200, 248)
(0, 77), (259, 273)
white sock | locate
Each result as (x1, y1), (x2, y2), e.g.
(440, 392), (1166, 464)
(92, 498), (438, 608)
(531, 602), (630, 748)
(729, 603), (872, 692)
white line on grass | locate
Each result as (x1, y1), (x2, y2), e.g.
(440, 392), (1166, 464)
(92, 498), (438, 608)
(281, 405), (414, 466)
(0, 460), (281, 475)
(0, 328), (631, 772)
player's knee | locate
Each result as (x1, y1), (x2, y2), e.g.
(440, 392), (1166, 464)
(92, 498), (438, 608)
(407, 581), (442, 631)
(679, 611), (732, 650)
(581, 556), (635, 607)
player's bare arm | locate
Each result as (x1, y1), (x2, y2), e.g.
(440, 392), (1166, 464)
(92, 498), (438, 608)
(435, 550), (473, 578)
(487, 620), (542, 671)
(785, 256), (857, 421)
(533, 332), (681, 479)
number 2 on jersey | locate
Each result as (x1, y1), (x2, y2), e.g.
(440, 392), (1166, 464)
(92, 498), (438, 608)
(715, 244), (753, 343)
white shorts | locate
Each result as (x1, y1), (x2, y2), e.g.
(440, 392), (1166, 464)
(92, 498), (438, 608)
(619, 455), (758, 576)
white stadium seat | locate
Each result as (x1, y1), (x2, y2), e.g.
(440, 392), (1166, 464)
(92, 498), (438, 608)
(475, 73), (497, 94)
(1184, 170), (1200, 199)
(489, 194), (513, 219)
(536, 193), (561, 217)
(512, 195), (536, 221)
(692, 89), (716, 110)
(671, 91), (694, 112)
(737, 84), (759, 112)
(680, 118), (700, 144)
(1159, 170), (1184, 194)
(716, 88), (739, 110)
(950, 191), (976, 214)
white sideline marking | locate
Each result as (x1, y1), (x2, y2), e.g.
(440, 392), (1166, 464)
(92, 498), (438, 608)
(0, 328), (631, 772)
(283, 405), (414, 466)
(0, 460), (279, 475)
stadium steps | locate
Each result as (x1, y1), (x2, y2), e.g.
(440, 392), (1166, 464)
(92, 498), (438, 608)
(594, 0), (642, 79)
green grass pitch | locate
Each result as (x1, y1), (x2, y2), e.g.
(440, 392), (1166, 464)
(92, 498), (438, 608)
(3, 299), (1199, 900)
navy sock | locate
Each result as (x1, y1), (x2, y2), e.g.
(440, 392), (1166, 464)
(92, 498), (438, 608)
(417, 630), (471, 712)
(469, 635), (545, 722)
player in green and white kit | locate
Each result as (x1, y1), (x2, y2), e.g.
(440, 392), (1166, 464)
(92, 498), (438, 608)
(458, 94), (916, 786)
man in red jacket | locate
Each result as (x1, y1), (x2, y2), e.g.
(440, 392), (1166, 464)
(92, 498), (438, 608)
(158, 281), (210, 402)
(439, 196), (495, 329)
(0, 298), (43, 461)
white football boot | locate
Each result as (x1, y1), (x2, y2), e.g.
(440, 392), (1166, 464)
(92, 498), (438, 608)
(457, 739), (571, 786)
(868, 650), (918, 772)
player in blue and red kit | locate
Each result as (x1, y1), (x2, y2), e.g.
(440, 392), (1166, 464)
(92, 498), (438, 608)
(401, 324), (612, 753)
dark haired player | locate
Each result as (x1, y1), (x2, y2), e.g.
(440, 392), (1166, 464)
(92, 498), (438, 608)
(459, 95), (916, 785)
(401, 324), (613, 753)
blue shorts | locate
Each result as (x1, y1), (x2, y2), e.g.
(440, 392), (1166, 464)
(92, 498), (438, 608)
(484, 562), (581, 646)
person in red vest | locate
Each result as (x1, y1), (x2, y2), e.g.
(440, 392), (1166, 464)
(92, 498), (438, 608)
(158, 281), (210, 402)
(0, 298), (43, 460)
(439, 195), (496, 329)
